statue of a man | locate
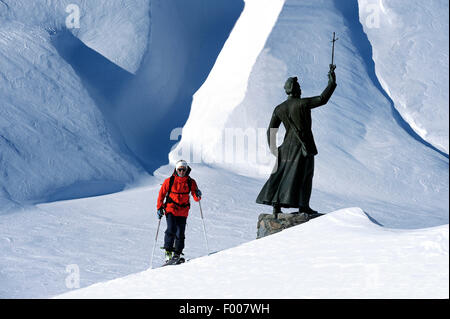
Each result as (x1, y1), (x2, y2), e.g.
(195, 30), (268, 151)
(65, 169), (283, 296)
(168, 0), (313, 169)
(256, 64), (337, 217)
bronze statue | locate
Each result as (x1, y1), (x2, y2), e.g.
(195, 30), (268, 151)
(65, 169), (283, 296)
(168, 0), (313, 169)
(256, 63), (337, 217)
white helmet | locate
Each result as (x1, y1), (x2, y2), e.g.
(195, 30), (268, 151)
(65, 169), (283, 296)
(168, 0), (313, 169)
(175, 159), (188, 169)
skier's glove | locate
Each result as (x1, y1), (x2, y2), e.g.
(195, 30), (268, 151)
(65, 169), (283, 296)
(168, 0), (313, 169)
(157, 208), (165, 219)
(195, 189), (202, 199)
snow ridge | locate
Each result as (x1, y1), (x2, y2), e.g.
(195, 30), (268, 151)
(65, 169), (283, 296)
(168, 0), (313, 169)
(358, 0), (449, 154)
(340, 0), (448, 159)
(0, 0), (152, 207)
(56, 208), (449, 299)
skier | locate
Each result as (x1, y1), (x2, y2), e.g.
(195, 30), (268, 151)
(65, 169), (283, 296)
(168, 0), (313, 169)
(156, 160), (202, 265)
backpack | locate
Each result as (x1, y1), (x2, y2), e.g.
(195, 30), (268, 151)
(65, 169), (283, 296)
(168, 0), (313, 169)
(164, 175), (193, 209)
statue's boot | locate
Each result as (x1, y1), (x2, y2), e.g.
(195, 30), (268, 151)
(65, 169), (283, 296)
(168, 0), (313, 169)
(273, 205), (282, 219)
(299, 206), (318, 215)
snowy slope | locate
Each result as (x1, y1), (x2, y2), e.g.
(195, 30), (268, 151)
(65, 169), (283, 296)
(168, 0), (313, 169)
(0, 0), (448, 299)
(358, 0), (449, 154)
(2, 165), (447, 298)
(0, 1), (151, 207)
(0, 22), (142, 207)
(0, 0), (150, 73)
(0, 164), (264, 298)
(56, 208), (449, 299)
(112, 0), (244, 172)
(172, 0), (449, 228)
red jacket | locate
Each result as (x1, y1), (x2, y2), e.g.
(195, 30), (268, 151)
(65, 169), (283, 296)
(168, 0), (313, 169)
(157, 168), (200, 217)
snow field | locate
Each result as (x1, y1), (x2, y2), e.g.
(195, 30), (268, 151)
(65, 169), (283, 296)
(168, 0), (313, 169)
(0, 0), (448, 299)
(56, 207), (449, 299)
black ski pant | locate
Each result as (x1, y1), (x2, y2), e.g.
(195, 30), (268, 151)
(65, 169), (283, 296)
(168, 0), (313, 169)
(164, 213), (187, 254)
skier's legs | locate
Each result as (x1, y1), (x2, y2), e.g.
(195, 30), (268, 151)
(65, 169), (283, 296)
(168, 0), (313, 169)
(163, 213), (177, 251)
(174, 216), (187, 254)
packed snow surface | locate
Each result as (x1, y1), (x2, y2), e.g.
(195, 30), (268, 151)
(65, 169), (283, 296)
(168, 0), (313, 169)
(56, 207), (449, 299)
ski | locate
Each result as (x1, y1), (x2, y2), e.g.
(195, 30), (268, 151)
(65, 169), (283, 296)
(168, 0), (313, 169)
(161, 257), (186, 267)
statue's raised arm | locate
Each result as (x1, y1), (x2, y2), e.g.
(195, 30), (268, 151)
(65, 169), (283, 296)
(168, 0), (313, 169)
(301, 64), (337, 109)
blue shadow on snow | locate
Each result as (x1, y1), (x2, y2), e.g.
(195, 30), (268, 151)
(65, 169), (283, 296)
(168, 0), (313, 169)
(333, 0), (448, 160)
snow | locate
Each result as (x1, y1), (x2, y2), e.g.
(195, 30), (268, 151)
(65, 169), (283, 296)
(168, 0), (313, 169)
(358, 0), (449, 154)
(0, 165), (263, 298)
(171, 0), (449, 228)
(170, 0), (285, 166)
(0, 22), (142, 207)
(0, 0), (448, 299)
(112, 0), (244, 172)
(56, 208), (449, 299)
(0, 0), (150, 207)
(0, 0), (151, 73)
(1, 163), (447, 298)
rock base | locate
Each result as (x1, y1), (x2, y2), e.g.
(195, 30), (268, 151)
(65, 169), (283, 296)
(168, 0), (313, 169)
(256, 212), (322, 239)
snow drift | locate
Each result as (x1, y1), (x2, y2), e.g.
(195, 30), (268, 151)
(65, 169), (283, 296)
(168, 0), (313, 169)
(171, 0), (449, 228)
(0, 0), (244, 206)
(0, 0), (151, 207)
(358, 0), (449, 154)
(56, 208), (449, 299)
(0, 0), (150, 73)
(111, 0), (244, 172)
(0, 22), (141, 207)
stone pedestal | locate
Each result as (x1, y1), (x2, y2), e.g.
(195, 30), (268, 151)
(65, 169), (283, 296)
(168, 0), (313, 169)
(256, 212), (322, 239)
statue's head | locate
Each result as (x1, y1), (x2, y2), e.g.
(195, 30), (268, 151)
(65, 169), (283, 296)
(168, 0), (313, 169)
(284, 76), (301, 97)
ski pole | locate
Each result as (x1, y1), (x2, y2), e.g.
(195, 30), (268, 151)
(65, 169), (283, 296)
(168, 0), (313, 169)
(150, 217), (162, 269)
(198, 200), (210, 255)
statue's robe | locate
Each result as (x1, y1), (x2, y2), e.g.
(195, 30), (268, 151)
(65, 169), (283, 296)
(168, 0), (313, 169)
(256, 76), (336, 208)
